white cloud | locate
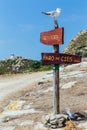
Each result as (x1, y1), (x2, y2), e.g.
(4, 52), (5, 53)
(0, 40), (15, 44)
(62, 14), (86, 22)
(19, 24), (34, 31)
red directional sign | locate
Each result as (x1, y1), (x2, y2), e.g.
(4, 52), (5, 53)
(40, 28), (64, 45)
(42, 53), (82, 65)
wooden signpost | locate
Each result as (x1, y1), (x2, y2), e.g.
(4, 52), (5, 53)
(42, 53), (81, 65)
(40, 21), (82, 114)
(40, 28), (64, 45)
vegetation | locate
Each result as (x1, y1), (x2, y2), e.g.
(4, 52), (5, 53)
(1, 30), (87, 75)
(75, 51), (83, 56)
(63, 30), (87, 57)
(0, 58), (52, 75)
(76, 45), (86, 50)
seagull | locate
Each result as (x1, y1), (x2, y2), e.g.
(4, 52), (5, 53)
(42, 8), (61, 19)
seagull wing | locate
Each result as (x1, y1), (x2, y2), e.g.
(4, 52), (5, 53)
(42, 12), (52, 15)
(42, 8), (61, 18)
(42, 11), (54, 16)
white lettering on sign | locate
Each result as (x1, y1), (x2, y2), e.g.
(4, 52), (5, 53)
(61, 56), (73, 62)
(43, 55), (54, 61)
(41, 35), (60, 41)
(55, 57), (60, 61)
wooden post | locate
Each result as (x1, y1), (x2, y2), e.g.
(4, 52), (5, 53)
(53, 19), (60, 114)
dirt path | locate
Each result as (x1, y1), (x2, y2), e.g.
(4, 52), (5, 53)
(0, 71), (51, 111)
(0, 62), (87, 130)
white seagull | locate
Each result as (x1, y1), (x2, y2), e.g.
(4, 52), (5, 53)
(42, 8), (61, 19)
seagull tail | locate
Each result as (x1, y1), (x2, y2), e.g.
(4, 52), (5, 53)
(41, 12), (50, 15)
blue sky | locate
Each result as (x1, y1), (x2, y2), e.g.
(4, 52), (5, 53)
(0, 0), (87, 60)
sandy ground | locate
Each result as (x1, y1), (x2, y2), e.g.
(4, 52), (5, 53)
(0, 71), (50, 112)
(0, 62), (87, 130)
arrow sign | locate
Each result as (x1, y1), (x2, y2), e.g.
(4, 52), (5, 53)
(42, 53), (82, 65)
(40, 28), (64, 45)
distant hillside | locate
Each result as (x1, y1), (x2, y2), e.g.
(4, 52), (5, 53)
(0, 55), (52, 74)
(63, 30), (87, 57)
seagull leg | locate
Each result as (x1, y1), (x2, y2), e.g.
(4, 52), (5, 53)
(54, 19), (59, 29)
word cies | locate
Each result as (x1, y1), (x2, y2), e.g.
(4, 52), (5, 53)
(42, 53), (81, 65)
(40, 28), (64, 45)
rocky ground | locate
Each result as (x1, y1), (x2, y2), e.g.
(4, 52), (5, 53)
(0, 62), (87, 130)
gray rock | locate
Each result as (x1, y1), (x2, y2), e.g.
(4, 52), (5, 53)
(51, 124), (57, 129)
(50, 118), (57, 125)
(50, 115), (56, 121)
(43, 114), (68, 128)
(56, 114), (68, 120)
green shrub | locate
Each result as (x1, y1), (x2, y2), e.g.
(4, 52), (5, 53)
(0, 66), (8, 74)
(30, 61), (41, 69)
(40, 65), (53, 71)
(83, 53), (87, 57)
(75, 51), (83, 56)
(76, 45), (86, 50)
